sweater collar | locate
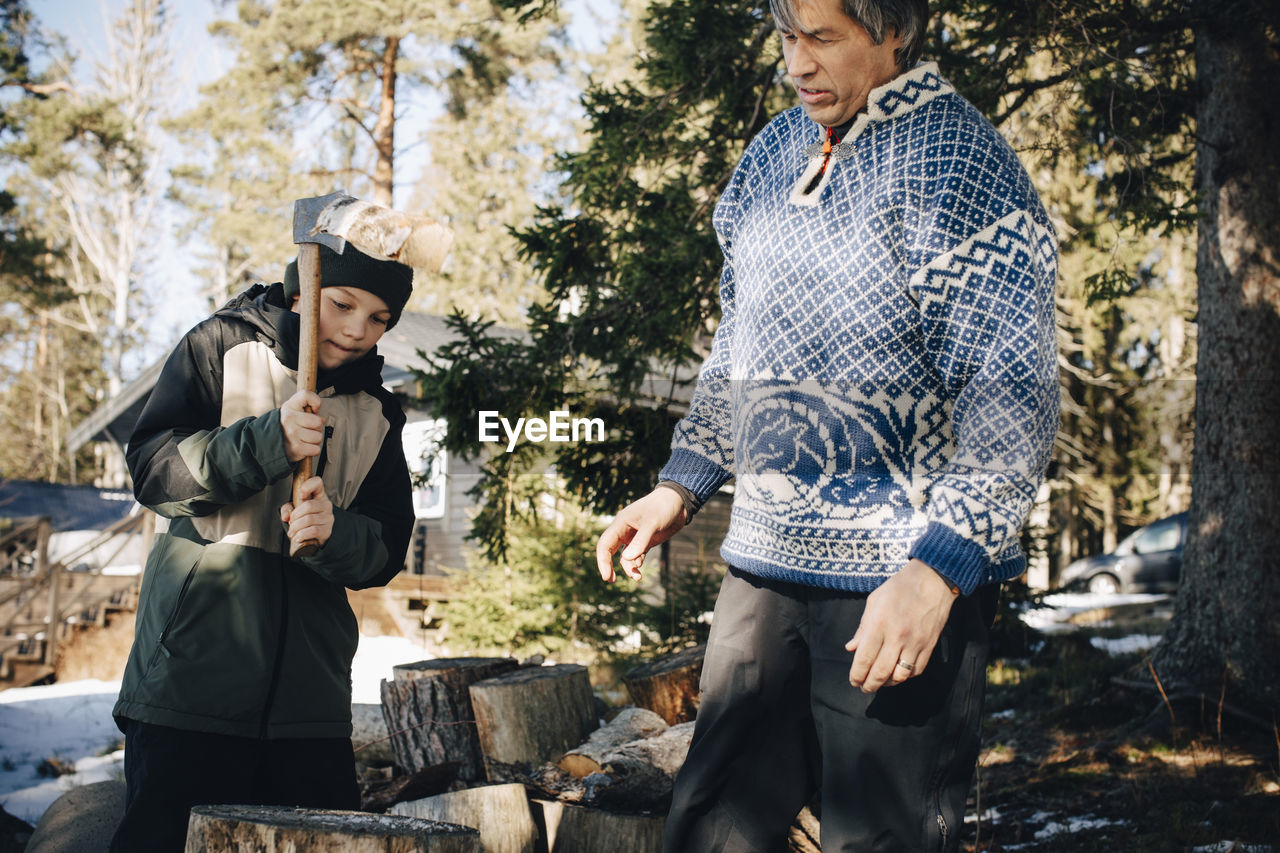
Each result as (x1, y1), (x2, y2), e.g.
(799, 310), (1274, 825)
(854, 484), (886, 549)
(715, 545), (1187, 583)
(834, 61), (952, 143)
(789, 62), (952, 207)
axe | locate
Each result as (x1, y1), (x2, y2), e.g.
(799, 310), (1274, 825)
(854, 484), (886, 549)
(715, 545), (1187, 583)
(289, 190), (453, 556)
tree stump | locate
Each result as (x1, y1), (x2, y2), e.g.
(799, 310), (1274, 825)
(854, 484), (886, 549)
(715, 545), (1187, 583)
(558, 708), (668, 778)
(380, 657), (519, 781)
(622, 645), (704, 725)
(533, 801), (663, 853)
(391, 783), (537, 853)
(184, 805), (479, 852)
(468, 665), (597, 778)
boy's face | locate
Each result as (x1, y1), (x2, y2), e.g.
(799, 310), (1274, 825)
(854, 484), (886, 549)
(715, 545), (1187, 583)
(291, 285), (392, 369)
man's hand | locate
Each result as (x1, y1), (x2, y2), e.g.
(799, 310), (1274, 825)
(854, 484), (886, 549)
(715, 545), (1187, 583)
(280, 476), (334, 553)
(596, 488), (688, 582)
(281, 390), (324, 464)
(846, 559), (959, 693)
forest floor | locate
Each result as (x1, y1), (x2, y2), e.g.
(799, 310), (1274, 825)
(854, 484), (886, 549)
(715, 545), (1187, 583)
(962, 602), (1279, 851)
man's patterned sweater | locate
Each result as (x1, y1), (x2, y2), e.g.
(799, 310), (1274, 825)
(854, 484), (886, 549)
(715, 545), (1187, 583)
(658, 62), (1059, 596)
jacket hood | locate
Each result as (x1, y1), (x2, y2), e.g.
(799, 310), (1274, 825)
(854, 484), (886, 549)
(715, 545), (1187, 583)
(215, 282), (387, 396)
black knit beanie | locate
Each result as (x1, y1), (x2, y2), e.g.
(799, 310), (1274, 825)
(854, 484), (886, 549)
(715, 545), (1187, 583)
(283, 243), (413, 329)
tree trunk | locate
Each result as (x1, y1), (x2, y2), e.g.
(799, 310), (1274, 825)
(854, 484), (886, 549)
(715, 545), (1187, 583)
(1153, 0), (1280, 713)
(379, 657), (519, 781)
(183, 805), (480, 852)
(468, 665), (597, 777)
(391, 783), (538, 853)
(532, 801), (664, 853)
(372, 36), (399, 208)
(622, 645), (704, 725)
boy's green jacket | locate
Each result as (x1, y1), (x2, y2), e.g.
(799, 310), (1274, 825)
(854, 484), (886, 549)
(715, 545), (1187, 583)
(114, 284), (414, 739)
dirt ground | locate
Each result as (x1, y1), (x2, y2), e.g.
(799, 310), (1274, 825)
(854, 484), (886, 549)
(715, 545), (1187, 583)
(962, 629), (1280, 852)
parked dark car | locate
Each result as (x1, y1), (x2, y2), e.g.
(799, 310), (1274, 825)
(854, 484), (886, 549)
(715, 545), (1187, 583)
(1058, 512), (1188, 594)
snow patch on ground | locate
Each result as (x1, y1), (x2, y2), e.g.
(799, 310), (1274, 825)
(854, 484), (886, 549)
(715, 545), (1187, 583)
(1034, 814), (1129, 840)
(1091, 634), (1163, 655)
(0, 679), (123, 825)
(1019, 592), (1168, 634)
(964, 805), (1004, 824)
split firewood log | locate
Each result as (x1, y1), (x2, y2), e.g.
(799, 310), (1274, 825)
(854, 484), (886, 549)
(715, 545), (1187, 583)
(360, 762), (461, 814)
(557, 708), (668, 778)
(392, 783), (537, 853)
(576, 722), (695, 811)
(468, 665), (597, 779)
(533, 800), (664, 853)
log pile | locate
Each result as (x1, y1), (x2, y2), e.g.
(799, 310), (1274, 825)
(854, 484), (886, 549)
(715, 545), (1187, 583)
(366, 649), (707, 851)
(188, 646), (750, 852)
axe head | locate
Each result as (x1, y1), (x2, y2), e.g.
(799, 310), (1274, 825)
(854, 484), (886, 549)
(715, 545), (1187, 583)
(292, 190), (350, 254)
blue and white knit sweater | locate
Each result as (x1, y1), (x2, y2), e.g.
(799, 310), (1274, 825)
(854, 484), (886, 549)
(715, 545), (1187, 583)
(658, 63), (1059, 596)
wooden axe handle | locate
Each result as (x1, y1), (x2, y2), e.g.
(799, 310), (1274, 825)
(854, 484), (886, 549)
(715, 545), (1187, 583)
(291, 241), (322, 558)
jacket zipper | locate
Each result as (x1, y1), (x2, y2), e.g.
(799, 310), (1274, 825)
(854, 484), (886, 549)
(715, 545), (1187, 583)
(937, 811), (950, 850)
(258, 551), (290, 738)
(316, 425), (333, 477)
(148, 563), (200, 668)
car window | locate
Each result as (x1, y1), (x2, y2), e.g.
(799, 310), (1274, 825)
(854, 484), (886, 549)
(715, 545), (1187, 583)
(1132, 519), (1180, 554)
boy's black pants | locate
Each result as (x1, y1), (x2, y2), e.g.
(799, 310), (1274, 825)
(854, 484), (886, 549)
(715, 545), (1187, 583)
(664, 566), (996, 853)
(109, 719), (359, 853)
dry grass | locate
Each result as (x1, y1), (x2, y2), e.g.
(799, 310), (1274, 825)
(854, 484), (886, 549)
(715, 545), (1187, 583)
(965, 636), (1280, 851)
(53, 612), (134, 683)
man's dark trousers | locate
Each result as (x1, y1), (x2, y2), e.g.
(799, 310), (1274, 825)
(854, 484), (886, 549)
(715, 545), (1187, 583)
(109, 719), (360, 852)
(664, 566), (997, 853)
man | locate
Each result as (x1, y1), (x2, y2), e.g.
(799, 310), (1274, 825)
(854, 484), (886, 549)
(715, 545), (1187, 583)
(595, 0), (1059, 850)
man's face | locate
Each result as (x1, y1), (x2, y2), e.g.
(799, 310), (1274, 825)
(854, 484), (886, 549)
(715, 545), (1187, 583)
(292, 285), (391, 369)
(778, 0), (905, 128)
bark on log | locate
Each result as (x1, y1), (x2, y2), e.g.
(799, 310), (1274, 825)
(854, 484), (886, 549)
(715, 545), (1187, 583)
(380, 657), (519, 781)
(468, 665), (597, 779)
(183, 805), (479, 853)
(557, 708), (668, 778)
(391, 783), (537, 853)
(622, 645), (704, 725)
(533, 801), (663, 853)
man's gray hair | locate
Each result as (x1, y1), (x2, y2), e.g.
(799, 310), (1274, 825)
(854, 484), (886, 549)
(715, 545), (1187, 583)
(769, 0), (930, 70)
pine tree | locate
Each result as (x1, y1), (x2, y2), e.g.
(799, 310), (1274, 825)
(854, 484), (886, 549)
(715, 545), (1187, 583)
(169, 0), (574, 320)
(1151, 0), (1280, 712)
(0, 0), (164, 484)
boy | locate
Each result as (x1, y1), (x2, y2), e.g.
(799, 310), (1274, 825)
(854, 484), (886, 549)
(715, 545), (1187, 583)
(109, 244), (415, 852)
